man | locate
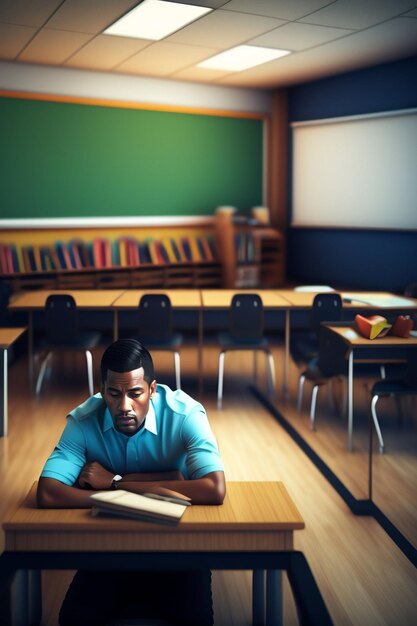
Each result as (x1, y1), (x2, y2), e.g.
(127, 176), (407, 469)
(37, 338), (225, 626)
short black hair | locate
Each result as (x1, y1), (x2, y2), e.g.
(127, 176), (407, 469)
(101, 339), (154, 384)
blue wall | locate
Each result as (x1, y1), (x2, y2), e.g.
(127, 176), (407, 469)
(286, 56), (417, 293)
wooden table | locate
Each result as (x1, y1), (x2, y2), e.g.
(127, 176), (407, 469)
(8, 290), (124, 389)
(0, 327), (26, 437)
(275, 290), (417, 397)
(326, 325), (417, 451)
(0, 481), (332, 626)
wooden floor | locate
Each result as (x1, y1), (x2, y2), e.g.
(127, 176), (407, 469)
(1, 340), (417, 626)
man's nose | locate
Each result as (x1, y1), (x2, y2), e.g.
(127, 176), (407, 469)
(118, 394), (132, 413)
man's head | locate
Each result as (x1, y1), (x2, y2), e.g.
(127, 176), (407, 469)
(100, 339), (156, 436)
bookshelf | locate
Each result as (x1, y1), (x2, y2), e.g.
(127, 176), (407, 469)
(0, 228), (222, 292)
(214, 210), (285, 289)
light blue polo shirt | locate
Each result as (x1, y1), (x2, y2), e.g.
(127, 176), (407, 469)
(41, 384), (223, 486)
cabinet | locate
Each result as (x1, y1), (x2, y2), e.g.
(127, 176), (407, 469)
(214, 211), (285, 288)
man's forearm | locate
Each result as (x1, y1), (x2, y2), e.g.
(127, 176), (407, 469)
(37, 477), (98, 508)
(119, 471), (225, 505)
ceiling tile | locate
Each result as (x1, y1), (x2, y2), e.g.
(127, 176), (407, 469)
(298, 0), (417, 30)
(0, 23), (37, 59)
(0, 0), (62, 28)
(223, 0), (333, 21)
(64, 35), (150, 71)
(116, 41), (218, 76)
(46, 0), (138, 34)
(216, 16), (417, 88)
(167, 9), (286, 47)
(18, 28), (93, 65)
(250, 22), (354, 51)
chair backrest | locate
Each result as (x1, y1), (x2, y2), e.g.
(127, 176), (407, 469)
(311, 293), (343, 334)
(229, 293), (264, 343)
(138, 294), (173, 343)
(44, 294), (78, 344)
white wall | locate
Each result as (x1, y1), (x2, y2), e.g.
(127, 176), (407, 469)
(0, 61), (272, 114)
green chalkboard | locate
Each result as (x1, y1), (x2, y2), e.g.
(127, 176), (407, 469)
(0, 96), (264, 220)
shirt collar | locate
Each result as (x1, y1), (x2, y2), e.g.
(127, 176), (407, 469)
(103, 401), (157, 436)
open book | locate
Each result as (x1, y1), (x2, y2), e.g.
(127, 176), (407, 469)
(90, 490), (190, 525)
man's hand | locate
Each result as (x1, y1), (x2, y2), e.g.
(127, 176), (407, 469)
(77, 461), (113, 490)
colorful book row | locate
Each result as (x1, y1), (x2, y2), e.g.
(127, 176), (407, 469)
(0, 235), (217, 275)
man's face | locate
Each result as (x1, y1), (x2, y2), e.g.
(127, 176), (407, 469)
(102, 367), (156, 436)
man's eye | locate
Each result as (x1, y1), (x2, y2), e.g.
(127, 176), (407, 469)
(131, 393), (141, 399)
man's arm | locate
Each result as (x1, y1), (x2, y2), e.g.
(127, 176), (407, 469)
(37, 476), (96, 508)
(37, 465), (226, 508)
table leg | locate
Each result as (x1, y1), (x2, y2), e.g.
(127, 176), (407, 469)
(282, 309), (290, 397)
(0, 348), (7, 437)
(113, 309), (118, 341)
(348, 350), (354, 452)
(28, 570), (42, 626)
(252, 569), (265, 625)
(266, 570), (283, 626)
(10, 570), (30, 626)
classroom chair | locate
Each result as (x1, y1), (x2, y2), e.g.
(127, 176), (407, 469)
(135, 294), (182, 390)
(217, 293), (275, 409)
(35, 294), (101, 397)
(297, 324), (348, 430)
(291, 292), (343, 371)
(370, 351), (417, 453)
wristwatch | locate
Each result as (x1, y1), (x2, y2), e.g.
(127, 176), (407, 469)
(111, 474), (123, 489)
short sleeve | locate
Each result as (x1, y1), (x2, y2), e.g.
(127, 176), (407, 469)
(40, 416), (87, 485)
(180, 408), (224, 479)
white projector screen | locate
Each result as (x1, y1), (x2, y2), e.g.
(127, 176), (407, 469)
(291, 109), (417, 229)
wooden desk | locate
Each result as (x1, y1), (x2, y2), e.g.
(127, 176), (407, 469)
(326, 325), (417, 451)
(275, 290), (417, 396)
(0, 328), (26, 437)
(0, 481), (332, 626)
(8, 290), (124, 389)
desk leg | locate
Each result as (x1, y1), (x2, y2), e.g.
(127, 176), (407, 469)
(28, 570), (42, 626)
(113, 310), (118, 341)
(282, 310), (290, 397)
(252, 569), (265, 625)
(8, 569), (41, 626)
(348, 350), (354, 452)
(266, 570), (283, 626)
(0, 348), (7, 437)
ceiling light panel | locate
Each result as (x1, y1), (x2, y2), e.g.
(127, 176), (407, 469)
(198, 45), (290, 71)
(104, 0), (212, 41)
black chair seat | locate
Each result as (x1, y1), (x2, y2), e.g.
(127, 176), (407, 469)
(39, 330), (101, 350)
(371, 379), (415, 396)
(136, 332), (182, 350)
(218, 332), (270, 350)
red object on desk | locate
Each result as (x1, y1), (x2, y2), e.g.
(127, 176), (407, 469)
(391, 315), (414, 338)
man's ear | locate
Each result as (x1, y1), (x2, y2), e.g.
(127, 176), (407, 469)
(150, 380), (157, 397)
